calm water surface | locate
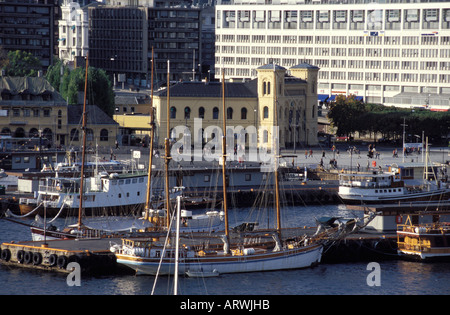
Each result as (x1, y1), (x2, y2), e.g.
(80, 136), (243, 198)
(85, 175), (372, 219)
(1, 205), (449, 295)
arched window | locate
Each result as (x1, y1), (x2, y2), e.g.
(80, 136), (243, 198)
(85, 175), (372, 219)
(100, 129), (109, 141)
(263, 106), (269, 119)
(14, 127), (25, 138)
(70, 129), (79, 141)
(241, 107), (247, 119)
(1, 128), (11, 136)
(29, 128), (39, 138)
(227, 107), (233, 120)
(199, 107), (205, 119)
(263, 81), (271, 95)
(213, 107), (219, 119)
(184, 106), (191, 119)
(170, 106), (177, 119)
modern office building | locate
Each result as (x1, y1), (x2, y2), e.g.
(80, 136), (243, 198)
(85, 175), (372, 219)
(0, 0), (60, 70)
(86, 0), (202, 87)
(215, 0), (450, 110)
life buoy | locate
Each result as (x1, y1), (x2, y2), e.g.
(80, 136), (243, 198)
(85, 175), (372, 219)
(17, 250), (25, 263)
(396, 215), (402, 224)
(24, 251), (33, 264)
(372, 160), (377, 167)
(48, 254), (58, 267)
(32, 252), (42, 265)
(57, 255), (68, 269)
(1, 248), (11, 262)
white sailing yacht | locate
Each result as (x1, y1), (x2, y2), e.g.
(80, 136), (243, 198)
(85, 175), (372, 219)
(113, 63), (323, 275)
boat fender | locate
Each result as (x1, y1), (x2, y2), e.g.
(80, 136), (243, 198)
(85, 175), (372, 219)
(1, 248), (11, 262)
(32, 252), (42, 265)
(24, 251), (33, 264)
(16, 250), (25, 263)
(48, 254), (58, 267)
(57, 255), (68, 269)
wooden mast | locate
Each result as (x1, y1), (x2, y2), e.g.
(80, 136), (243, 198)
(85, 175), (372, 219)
(164, 60), (171, 229)
(221, 67), (230, 249)
(144, 47), (155, 220)
(77, 53), (89, 229)
(273, 64), (282, 240)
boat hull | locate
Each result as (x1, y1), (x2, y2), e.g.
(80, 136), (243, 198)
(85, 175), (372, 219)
(339, 189), (450, 204)
(30, 227), (75, 241)
(19, 203), (145, 217)
(397, 249), (450, 262)
(116, 244), (323, 275)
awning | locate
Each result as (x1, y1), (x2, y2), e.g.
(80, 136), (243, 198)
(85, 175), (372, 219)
(318, 94), (329, 102)
(328, 95), (336, 101)
(355, 96), (364, 101)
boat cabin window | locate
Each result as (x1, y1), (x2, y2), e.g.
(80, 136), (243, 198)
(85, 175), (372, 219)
(132, 178), (137, 184)
(111, 180), (117, 185)
(125, 179), (131, 184)
(119, 180), (124, 185)
(139, 178), (144, 183)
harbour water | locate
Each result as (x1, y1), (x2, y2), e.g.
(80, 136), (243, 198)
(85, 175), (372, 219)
(1, 204), (449, 295)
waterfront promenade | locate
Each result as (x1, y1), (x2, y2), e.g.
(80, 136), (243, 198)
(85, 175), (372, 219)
(98, 142), (450, 172)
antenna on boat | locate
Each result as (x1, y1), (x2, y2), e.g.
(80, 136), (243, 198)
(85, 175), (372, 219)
(77, 52), (89, 229)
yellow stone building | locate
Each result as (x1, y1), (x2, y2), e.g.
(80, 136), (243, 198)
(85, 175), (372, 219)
(114, 63), (319, 153)
(0, 76), (118, 149)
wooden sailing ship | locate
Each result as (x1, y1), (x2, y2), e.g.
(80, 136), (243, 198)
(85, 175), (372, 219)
(113, 63), (323, 276)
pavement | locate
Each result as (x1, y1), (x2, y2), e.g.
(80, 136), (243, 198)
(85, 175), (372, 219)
(96, 141), (450, 172)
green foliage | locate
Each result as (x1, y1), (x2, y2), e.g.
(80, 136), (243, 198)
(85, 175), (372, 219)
(327, 95), (450, 142)
(3, 50), (42, 76)
(62, 66), (115, 117)
(45, 59), (115, 117)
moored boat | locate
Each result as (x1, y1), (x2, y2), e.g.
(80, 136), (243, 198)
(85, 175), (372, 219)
(397, 213), (450, 261)
(113, 62), (324, 276)
(338, 171), (450, 204)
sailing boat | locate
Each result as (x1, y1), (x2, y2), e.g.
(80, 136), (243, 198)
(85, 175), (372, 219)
(113, 63), (323, 275)
(25, 55), (153, 240)
(141, 57), (224, 234)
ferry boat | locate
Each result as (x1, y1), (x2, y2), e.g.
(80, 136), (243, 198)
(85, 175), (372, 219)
(19, 172), (152, 217)
(397, 213), (450, 261)
(338, 171), (450, 204)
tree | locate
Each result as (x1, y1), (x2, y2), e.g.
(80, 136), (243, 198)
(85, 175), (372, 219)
(61, 66), (115, 117)
(327, 94), (365, 137)
(3, 50), (42, 76)
(45, 57), (69, 92)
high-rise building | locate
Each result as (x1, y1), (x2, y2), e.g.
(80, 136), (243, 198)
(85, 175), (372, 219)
(0, 0), (60, 70)
(215, 0), (450, 110)
(86, 0), (202, 87)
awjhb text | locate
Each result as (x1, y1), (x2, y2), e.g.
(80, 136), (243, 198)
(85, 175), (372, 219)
(224, 300), (269, 311)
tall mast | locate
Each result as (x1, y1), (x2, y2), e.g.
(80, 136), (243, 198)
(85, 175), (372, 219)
(164, 60), (171, 229)
(144, 47), (155, 220)
(77, 53), (89, 229)
(221, 67), (230, 246)
(273, 64), (282, 239)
